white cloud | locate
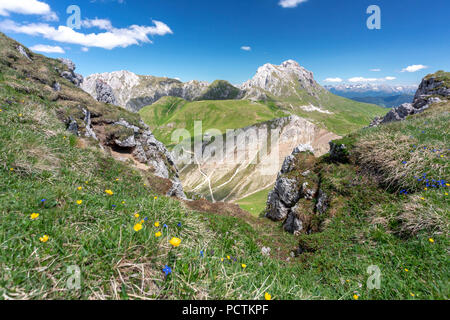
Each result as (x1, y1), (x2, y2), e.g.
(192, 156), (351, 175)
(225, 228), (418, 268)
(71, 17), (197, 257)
(0, 19), (173, 50)
(0, 0), (58, 21)
(30, 44), (64, 53)
(81, 47), (89, 52)
(401, 64), (428, 73)
(324, 77), (343, 83)
(279, 0), (308, 8)
(348, 77), (379, 83)
(370, 68), (381, 72)
(348, 76), (397, 83)
(82, 18), (113, 31)
(241, 46), (251, 51)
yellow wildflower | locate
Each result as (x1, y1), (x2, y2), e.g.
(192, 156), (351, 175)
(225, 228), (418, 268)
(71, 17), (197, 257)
(76, 200), (83, 205)
(429, 238), (434, 243)
(410, 292), (415, 297)
(264, 292), (272, 300)
(0, 109), (2, 112)
(404, 268), (409, 272)
(133, 223), (143, 232)
(18, 113), (22, 117)
(105, 189), (114, 196)
(353, 294), (359, 300)
(85, 181), (89, 184)
(169, 237), (181, 247)
(424, 187), (427, 191)
(39, 235), (49, 242)
(140, 220), (144, 224)
(445, 193), (448, 196)
(155, 231), (162, 237)
(10, 168), (14, 171)
(134, 213), (140, 218)
(220, 258), (224, 262)
(154, 196), (158, 200)
(154, 221), (160, 227)
(241, 264), (247, 269)
(115, 178), (119, 181)
(77, 186), (82, 191)
(30, 213), (39, 220)
(121, 201), (125, 204)
(420, 197), (425, 200)
(227, 255), (230, 260)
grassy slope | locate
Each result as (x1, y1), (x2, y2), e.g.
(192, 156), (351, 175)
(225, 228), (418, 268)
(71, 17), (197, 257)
(236, 186), (273, 217)
(296, 100), (450, 299)
(277, 91), (388, 136)
(139, 97), (287, 146)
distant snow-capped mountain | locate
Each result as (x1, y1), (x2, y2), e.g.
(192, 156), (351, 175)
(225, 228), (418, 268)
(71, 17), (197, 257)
(324, 83), (418, 98)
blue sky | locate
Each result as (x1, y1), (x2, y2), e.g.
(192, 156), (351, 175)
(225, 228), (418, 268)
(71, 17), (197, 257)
(0, 0), (449, 86)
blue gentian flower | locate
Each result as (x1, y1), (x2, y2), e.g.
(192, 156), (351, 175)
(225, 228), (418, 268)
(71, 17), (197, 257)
(163, 265), (172, 276)
(200, 250), (204, 257)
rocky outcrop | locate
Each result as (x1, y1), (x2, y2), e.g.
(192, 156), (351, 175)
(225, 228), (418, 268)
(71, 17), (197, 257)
(265, 144), (330, 235)
(95, 79), (117, 105)
(329, 141), (350, 163)
(370, 72), (449, 126)
(58, 58), (83, 87)
(17, 45), (31, 61)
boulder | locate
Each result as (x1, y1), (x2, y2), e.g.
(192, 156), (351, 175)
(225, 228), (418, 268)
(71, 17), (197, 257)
(283, 210), (303, 234)
(315, 190), (329, 215)
(58, 58), (83, 87)
(266, 190), (290, 221)
(329, 141), (349, 163)
(95, 79), (117, 104)
(274, 177), (301, 207)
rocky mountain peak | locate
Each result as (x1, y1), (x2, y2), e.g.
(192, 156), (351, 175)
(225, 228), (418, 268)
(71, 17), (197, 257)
(241, 59), (323, 101)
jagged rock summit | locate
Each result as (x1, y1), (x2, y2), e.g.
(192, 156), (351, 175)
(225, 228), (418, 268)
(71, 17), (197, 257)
(240, 59), (325, 101)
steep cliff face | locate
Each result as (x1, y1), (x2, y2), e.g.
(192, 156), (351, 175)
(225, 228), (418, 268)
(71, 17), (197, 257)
(0, 33), (185, 199)
(176, 115), (340, 202)
(81, 71), (242, 112)
(370, 71), (450, 126)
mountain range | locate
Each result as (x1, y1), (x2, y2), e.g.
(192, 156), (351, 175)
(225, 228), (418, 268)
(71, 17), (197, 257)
(325, 83), (418, 108)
